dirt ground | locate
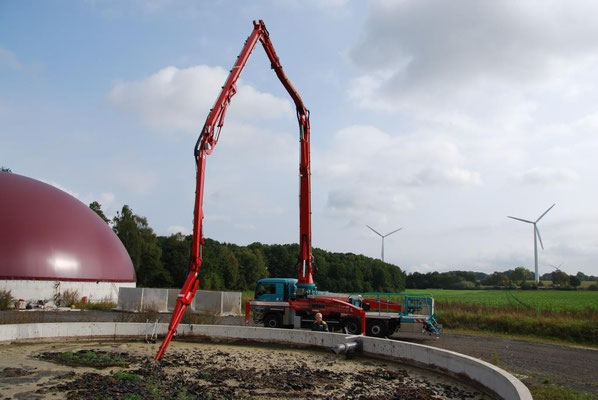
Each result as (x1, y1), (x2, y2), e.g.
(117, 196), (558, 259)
(396, 333), (598, 396)
(0, 340), (490, 399)
(1, 310), (596, 397)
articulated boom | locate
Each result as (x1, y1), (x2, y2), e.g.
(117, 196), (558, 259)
(155, 20), (312, 361)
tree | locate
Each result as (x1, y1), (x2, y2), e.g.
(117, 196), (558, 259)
(113, 205), (172, 287)
(552, 270), (569, 287)
(482, 272), (509, 287)
(0, 167), (11, 173)
(569, 275), (581, 289)
(89, 201), (110, 224)
(511, 267), (533, 284)
(158, 233), (192, 287)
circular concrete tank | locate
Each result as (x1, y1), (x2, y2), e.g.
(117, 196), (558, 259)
(0, 323), (532, 399)
(0, 173), (135, 301)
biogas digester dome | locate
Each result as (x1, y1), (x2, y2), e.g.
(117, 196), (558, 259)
(0, 173), (136, 303)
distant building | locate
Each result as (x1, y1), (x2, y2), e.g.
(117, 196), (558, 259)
(0, 173), (136, 304)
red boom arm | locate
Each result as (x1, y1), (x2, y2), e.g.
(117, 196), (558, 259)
(155, 20), (312, 360)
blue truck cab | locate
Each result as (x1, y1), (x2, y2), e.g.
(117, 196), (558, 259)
(254, 278), (298, 302)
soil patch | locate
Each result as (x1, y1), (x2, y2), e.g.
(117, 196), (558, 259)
(0, 341), (491, 400)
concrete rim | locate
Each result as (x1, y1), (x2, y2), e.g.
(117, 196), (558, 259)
(0, 322), (532, 400)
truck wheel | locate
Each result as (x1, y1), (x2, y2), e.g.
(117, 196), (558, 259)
(264, 313), (282, 328)
(341, 317), (361, 335)
(367, 320), (388, 338)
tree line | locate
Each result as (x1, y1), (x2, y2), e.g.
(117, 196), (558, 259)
(93, 203), (406, 293)
(407, 267), (597, 290)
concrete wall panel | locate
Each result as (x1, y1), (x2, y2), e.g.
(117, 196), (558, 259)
(141, 288), (168, 312)
(116, 287), (142, 311)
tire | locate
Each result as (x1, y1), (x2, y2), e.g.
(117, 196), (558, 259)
(367, 320), (388, 338)
(342, 317), (361, 335)
(264, 313), (282, 328)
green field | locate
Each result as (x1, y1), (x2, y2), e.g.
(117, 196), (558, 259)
(402, 288), (598, 345)
(405, 289), (598, 312)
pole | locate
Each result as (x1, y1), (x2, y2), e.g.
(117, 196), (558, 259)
(533, 224), (539, 284)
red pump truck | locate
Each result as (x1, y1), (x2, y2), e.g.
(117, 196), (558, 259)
(155, 20), (315, 360)
(156, 21), (440, 361)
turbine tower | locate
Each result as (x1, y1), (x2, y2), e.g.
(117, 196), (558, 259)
(508, 203), (555, 284)
(366, 225), (402, 262)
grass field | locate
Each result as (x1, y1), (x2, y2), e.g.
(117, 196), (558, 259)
(405, 288), (598, 312)
(403, 289), (598, 344)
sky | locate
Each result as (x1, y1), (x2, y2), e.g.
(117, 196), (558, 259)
(2, 1), (598, 277)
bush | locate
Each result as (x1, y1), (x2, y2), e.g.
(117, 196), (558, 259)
(520, 281), (538, 290)
(448, 280), (476, 290)
(61, 289), (80, 307)
(588, 284), (598, 291)
(0, 290), (14, 310)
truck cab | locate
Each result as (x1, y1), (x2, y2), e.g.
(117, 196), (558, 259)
(254, 278), (298, 302)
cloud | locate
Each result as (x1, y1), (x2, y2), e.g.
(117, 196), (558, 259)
(318, 125), (480, 224)
(326, 188), (413, 226)
(43, 180), (80, 199)
(516, 167), (580, 185)
(319, 125), (481, 187)
(0, 47), (20, 70)
(108, 65), (293, 134)
(110, 170), (157, 195)
(348, 1), (598, 110)
(167, 225), (190, 235)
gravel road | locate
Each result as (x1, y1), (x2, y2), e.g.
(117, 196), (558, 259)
(399, 333), (598, 396)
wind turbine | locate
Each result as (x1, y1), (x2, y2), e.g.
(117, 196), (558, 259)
(507, 203), (555, 284)
(366, 225), (402, 262)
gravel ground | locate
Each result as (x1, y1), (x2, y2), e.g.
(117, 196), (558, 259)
(395, 333), (598, 396)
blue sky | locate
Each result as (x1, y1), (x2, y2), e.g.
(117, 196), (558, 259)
(2, 1), (598, 276)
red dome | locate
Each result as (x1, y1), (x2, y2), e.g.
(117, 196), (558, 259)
(0, 173), (136, 282)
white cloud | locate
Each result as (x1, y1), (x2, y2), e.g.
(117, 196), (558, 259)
(349, 0), (598, 108)
(43, 180), (80, 199)
(167, 225), (190, 235)
(326, 188), (413, 226)
(0, 47), (20, 70)
(319, 125), (481, 187)
(110, 170), (157, 195)
(318, 125), (480, 224)
(516, 167), (580, 185)
(108, 65), (293, 134)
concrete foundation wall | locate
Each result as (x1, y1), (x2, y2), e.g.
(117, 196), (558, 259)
(0, 323), (531, 400)
(116, 288), (241, 315)
(0, 280), (135, 304)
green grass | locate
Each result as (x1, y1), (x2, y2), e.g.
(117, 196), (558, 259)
(405, 288), (598, 312)
(113, 370), (141, 381)
(242, 290), (254, 304)
(55, 350), (128, 368)
(403, 289), (598, 344)
(530, 382), (596, 400)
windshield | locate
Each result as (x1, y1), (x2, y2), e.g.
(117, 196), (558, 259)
(255, 282), (277, 297)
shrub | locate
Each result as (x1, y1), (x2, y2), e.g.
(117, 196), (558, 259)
(61, 289), (80, 307)
(588, 284), (598, 291)
(448, 280), (476, 290)
(520, 281), (538, 290)
(0, 290), (14, 310)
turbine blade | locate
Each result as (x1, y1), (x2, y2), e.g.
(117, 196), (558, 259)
(366, 225), (383, 237)
(536, 203), (556, 223)
(536, 225), (544, 250)
(507, 216), (533, 224)
(384, 227), (403, 237)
